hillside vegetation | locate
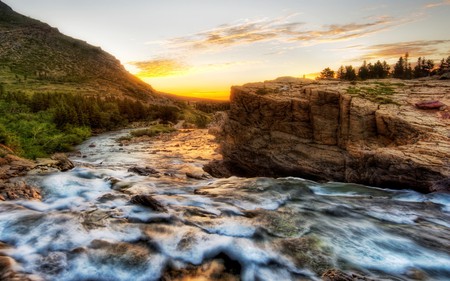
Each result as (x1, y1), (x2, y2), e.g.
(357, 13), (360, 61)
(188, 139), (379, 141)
(0, 1), (193, 158)
(0, 1), (166, 103)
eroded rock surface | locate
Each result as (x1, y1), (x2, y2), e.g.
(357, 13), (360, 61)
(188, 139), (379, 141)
(212, 78), (450, 192)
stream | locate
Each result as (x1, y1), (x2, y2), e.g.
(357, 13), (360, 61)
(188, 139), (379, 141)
(0, 129), (449, 281)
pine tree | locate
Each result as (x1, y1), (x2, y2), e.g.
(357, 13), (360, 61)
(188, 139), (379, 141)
(381, 61), (390, 78)
(393, 56), (405, 78)
(319, 67), (335, 79)
(344, 65), (357, 81)
(414, 57), (424, 78)
(358, 61), (369, 80)
(337, 66), (345, 80)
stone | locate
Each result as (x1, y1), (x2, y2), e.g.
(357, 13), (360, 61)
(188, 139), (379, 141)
(130, 195), (167, 212)
(415, 100), (446, 110)
(128, 166), (159, 176)
(321, 269), (370, 281)
(51, 153), (74, 171)
(185, 172), (209, 180)
(212, 78), (450, 193)
(202, 160), (233, 178)
(0, 181), (41, 201)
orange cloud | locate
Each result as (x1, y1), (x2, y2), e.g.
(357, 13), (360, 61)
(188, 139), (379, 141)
(128, 58), (189, 78)
(166, 16), (399, 51)
(352, 40), (450, 60)
(425, 0), (450, 8)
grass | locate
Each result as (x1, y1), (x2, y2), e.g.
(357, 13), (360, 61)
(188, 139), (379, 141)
(181, 107), (212, 128)
(346, 83), (400, 105)
(129, 124), (176, 138)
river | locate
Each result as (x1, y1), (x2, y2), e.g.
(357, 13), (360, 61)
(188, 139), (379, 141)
(0, 129), (449, 281)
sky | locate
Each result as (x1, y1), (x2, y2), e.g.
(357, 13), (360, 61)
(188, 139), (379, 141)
(3, 0), (450, 100)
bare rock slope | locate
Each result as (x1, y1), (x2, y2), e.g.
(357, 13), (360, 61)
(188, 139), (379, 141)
(212, 77), (450, 193)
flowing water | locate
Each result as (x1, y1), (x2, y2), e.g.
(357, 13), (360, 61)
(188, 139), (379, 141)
(0, 129), (449, 281)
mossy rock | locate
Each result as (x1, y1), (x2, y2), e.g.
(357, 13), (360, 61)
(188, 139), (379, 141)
(277, 236), (334, 275)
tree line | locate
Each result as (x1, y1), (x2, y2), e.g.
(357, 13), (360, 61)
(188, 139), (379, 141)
(0, 90), (180, 158)
(319, 53), (450, 81)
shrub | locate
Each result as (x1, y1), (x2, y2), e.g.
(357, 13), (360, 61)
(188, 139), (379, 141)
(130, 125), (176, 138)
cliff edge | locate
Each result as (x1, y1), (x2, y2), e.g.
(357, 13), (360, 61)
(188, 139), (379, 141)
(209, 77), (450, 193)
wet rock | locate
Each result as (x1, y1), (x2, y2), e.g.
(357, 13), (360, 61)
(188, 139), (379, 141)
(162, 253), (240, 281)
(50, 153), (74, 171)
(404, 268), (429, 280)
(88, 143), (96, 147)
(81, 209), (120, 229)
(415, 100), (446, 110)
(186, 171), (210, 180)
(278, 236), (333, 275)
(203, 160), (233, 178)
(130, 195), (167, 212)
(245, 208), (309, 238)
(87, 240), (151, 268)
(321, 269), (369, 281)
(0, 181), (41, 201)
(0, 255), (41, 281)
(128, 166), (159, 176)
(37, 252), (67, 275)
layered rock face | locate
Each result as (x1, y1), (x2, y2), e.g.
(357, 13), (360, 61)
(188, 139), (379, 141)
(213, 77), (450, 193)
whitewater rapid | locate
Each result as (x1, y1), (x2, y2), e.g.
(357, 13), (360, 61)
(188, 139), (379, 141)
(0, 129), (449, 281)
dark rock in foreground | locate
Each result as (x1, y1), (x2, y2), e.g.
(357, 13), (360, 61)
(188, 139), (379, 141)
(128, 166), (159, 176)
(130, 195), (167, 212)
(211, 78), (450, 193)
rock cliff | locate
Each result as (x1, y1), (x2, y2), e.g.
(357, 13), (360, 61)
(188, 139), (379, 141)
(210, 77), (450, 193)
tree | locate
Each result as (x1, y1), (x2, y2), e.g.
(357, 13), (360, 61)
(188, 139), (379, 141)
(336, 66), (345, 80)
(423, 59), (434, 75)
(358, 61), (369, 80)
(319, 67), (335, 79)
(382, 61), (390, 78)
(344, 65), (357, 81)
(438, 56), (450, 74)
(393, 56), (405, 78)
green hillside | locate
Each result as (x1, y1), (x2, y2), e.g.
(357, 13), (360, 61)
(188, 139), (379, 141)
(0, 0), (166, 103)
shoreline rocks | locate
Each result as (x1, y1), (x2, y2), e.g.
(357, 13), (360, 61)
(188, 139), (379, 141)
(0, 152), (74, 201)
(211, 78), (450, 193)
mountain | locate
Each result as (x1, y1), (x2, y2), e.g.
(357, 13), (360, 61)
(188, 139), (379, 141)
(0, 1), (167, 103)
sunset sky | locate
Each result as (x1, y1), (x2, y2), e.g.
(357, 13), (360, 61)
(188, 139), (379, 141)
(4, 0), (450, 100)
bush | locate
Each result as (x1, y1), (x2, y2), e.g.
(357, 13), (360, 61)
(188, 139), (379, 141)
(130, 125), (176, 138)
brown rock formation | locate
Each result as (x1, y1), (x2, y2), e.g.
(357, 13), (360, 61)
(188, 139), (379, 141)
(212, 78), (450, 193)
(0, 152), (76, 201)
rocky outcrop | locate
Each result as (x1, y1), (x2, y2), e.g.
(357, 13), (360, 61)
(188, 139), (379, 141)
(0, 152), (74, 201)
(212, 77), (450, 193)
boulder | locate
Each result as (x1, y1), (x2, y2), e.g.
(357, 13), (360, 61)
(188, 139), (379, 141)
(128, 166), (159, 176)
(51, 153), (74, 171)
(415, 100), (446, 110)
(129, 195), (167, 212)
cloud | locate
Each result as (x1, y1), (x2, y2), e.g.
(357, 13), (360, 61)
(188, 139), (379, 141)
(128, 58), (189, 78)
(425, 0), (450, 8)
(166, 16), (398, 51)
(129, 58), (260, 78)
(349, 40), (450, 61)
